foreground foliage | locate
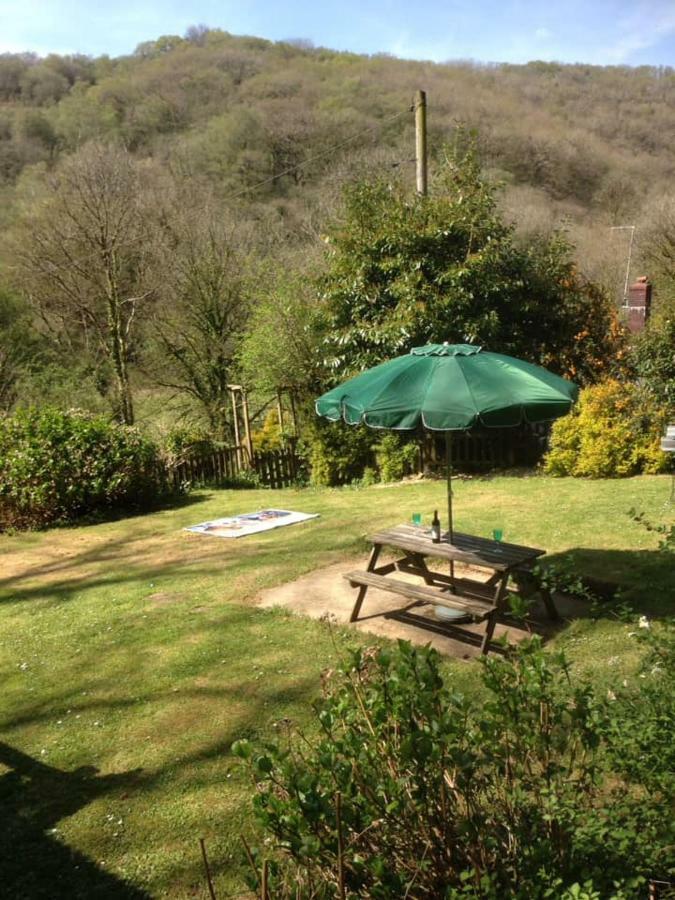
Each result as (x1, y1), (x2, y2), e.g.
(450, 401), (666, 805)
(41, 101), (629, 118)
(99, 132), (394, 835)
(628, 316), (675, 412)
(0, 406), (164, 528)
(235, 631), (674, 898)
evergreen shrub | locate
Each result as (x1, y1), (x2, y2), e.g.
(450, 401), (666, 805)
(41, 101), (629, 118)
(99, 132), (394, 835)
(307, 421), (374, 487)
(0, 407), (165, 529)
(374, 433), (419, 482)
(543, 380), (671, 478)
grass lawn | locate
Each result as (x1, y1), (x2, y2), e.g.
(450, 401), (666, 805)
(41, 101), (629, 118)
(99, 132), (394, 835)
(0, 474), (673, 898)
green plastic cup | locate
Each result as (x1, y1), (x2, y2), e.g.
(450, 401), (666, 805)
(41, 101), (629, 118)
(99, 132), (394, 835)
(492, 528), (503, 542)
(412, 513), (422, 526)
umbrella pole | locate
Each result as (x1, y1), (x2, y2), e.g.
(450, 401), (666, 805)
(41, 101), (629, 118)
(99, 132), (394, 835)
(445, 431), (455, 583)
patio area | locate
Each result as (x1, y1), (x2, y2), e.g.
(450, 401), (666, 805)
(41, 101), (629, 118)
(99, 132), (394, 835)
(255, 556), (589, 659)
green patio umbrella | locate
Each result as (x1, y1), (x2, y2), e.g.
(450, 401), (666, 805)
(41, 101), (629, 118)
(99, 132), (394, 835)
(315, 343), (578, 541)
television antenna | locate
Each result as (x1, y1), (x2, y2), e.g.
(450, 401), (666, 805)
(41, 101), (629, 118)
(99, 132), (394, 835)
(609, 225), (636, 306)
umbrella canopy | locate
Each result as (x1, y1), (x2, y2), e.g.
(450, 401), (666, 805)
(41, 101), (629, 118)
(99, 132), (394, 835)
(316, 343), (578, 431)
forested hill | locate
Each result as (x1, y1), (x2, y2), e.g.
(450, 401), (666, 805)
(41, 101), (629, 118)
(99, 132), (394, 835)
(1, 28), (674, 241)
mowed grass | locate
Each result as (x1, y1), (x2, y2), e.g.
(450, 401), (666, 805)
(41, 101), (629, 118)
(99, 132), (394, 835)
(0, 475), (673, 898)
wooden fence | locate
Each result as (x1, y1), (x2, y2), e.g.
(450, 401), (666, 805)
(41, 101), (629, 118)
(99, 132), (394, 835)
(169, 444), (301, 490)
(168, 424), (549, 491)
(420, 423), (550, 472)
(252, 448), (300, 487)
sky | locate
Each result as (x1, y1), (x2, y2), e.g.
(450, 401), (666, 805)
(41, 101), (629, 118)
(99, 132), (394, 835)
(1, 0), (674, 66)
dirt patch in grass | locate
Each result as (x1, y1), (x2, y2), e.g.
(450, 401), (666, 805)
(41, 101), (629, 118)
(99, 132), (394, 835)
(146, 592), (186, 607)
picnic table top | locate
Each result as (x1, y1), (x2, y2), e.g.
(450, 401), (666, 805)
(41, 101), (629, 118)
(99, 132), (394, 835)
(368, 524), (545, 572)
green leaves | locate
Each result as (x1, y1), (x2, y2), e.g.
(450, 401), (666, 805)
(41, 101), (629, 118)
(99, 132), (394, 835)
(236, 633), (675, 897)
(0, 406), (165, 529)
(320, 148), (620, 387)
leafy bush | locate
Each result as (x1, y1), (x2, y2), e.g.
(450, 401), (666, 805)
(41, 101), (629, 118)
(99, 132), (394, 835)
(630, 508), (675, 554)
(307, 421), (375, 487)
(543, 379), (671, 477)
(251, 408), (285, 452)
(628, 316), (675, 412)
(307, 425), (420, 486)
(163, 424), (220, 464)
(374, 433), (420, 483)
(602, 623), (675, 797)
(234, 634), (674, 898)
(0, 407), (165, 529)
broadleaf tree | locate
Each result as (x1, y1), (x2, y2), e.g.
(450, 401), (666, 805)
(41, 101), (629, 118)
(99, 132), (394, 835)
(11, 141), (155, 423)
(149, 209), (252, 438)
(319, 145), (624, 383)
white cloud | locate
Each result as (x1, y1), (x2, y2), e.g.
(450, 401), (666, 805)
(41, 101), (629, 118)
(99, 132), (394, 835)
(534, 27), (552, 40)
(601, 3), (675, 63)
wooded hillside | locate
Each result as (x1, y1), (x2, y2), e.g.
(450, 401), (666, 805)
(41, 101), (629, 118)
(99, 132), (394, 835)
(1, 30), (673, 232)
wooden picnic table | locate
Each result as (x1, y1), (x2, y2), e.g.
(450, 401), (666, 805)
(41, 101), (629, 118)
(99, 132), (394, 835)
(344, 524), (558, 655)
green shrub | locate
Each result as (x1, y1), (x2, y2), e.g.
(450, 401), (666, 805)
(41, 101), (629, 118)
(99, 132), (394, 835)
(164, 424), (220, 464)
(251, 408), (285, 452)
(629, 316), (675, 412)
(234, 634), (674, 899)
(306, 420), (374, 487)
(543, 379), (671, 477)
(374, 433), (420, 482)
(306, 424), (420, 486)
(0, 407), (165, 529)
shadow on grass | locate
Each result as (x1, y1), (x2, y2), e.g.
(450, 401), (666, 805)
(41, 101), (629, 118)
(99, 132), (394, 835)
(547, 547), (675, 617)
(0, 663), (323, 896)
(73, 488), (211, 526)
(0, 489), (210, 538)
(0, 671), (322, 896)
(0, 743), (149, 899)
(0, 524), (242, 605)
(0, 516), (364, 608)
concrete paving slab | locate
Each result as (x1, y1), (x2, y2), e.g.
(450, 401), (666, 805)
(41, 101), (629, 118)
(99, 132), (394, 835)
(255, 559), (583, 659)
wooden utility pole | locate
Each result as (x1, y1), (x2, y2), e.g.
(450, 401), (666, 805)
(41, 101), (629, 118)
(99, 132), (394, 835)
(229, 385), (254, 466)
(415, 89), (428, 196)
(288, 391), (299, 438)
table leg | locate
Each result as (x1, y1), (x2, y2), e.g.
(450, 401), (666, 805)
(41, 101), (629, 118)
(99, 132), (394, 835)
(480, 575), (509, 655)
(350, 543), (382, 622)
(540, 585), (560, 621)
(411, 553), (435, 586)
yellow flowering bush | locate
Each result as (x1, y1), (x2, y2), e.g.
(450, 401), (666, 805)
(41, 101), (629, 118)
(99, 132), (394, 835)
(543, 380), (671, 478)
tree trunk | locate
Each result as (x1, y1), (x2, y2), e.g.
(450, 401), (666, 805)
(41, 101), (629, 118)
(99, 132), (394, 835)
(104, 250), (134, 426)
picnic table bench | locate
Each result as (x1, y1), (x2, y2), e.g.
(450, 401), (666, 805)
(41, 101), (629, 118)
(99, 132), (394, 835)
(344, 524), (558, 655)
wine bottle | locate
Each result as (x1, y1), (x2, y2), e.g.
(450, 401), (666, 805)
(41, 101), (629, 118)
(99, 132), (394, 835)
(431, 509), (441, 543)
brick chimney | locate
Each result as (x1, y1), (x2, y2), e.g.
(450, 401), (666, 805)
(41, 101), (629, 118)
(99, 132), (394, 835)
(625, 276), (651, 333)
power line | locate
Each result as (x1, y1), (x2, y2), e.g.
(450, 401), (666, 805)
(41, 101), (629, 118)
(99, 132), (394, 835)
(225, 105), (414, 201)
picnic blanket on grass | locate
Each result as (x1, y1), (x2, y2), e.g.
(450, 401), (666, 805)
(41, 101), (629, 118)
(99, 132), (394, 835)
(185, 509), (319, 539)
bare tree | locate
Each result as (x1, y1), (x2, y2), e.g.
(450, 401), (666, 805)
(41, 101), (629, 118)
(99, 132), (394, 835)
(11, 142), (155, 423)
(149, 208), (252, 438)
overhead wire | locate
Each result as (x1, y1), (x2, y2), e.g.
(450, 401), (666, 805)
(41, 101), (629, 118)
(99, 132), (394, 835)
(223, 104), (414, 201)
